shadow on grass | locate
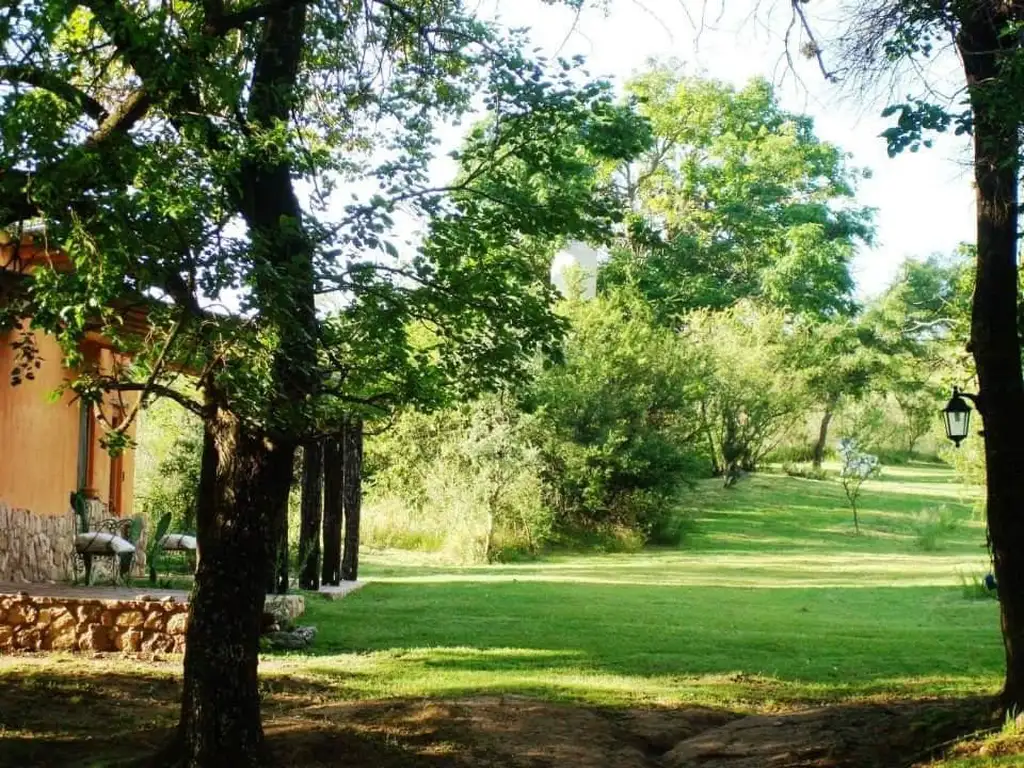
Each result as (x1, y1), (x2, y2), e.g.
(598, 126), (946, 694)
(0, 665), (1002, 768)
(299, 581), (1002, 692)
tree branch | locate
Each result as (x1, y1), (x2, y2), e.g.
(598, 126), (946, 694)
(0, 65), (109, 122)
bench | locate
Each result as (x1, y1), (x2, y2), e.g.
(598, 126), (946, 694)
(71, 493), (137, 585)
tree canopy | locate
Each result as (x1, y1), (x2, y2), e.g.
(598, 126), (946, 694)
(599, 65), (874, 323)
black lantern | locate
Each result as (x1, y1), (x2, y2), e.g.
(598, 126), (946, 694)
(942, 387), (973, 447)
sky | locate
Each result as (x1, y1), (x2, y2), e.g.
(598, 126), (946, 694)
(471, 0), (976, 300)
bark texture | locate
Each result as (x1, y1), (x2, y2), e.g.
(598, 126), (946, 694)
(299, 440), (324, 591)
(171, 407), (295, 766)
(322, 434), (343, 586)
(341, 419), (364, 581)
(958, 3), (1024, 711)
(812, 401), (835, 470)
(170, 3), (316, 763)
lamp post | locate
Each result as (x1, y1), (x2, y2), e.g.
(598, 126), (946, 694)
(942, 386), (977, 447)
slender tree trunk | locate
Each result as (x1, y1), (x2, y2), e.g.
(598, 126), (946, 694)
(322, 434), (343, 586)
(341, 419), (363, 581)
(265, 488), (289, 595)
(167, 406), (296, 767)
(812, 399), (836, 469)
(958, 7), (1024, 712)
(299, 440), (323, 590)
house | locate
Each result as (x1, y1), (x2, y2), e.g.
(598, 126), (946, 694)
(0, 238), (139, 582)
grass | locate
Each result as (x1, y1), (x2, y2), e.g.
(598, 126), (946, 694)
(292, 462), (999, 711)
(0, 460), (1010, 766)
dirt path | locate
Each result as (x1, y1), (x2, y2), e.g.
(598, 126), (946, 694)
(279, 694), (996, 768)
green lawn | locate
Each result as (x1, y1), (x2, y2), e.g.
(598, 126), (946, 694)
(1, 461), (1009, 767)
(290, 462), (1003, 712)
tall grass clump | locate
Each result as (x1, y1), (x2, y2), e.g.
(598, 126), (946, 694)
(912, 505), (962, 551)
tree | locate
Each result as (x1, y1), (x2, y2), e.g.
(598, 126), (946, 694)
(804, 0), (1024, 713)
(838, 438), (881, 534)
(599, 65), (873, 322)
(340, 418), (363, 581)
(688, 301), (809, 485)
(523, 289), (706, 537)
(0, 2), (650, 763)
(298, 440), (323, 590)
(789, 316), (882, 468)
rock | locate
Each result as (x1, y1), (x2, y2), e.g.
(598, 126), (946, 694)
(78, 623), (113, 652)
(51, 627), (77, 651)
(166, 612), (188, 635)
(75, 604), (102, 624)
(144, 612), (166, 632)
(0, 625), (12, 647)
(117, 629), (144, 652)
(141, 634), (176, 654)
(263, 625), (317, 650)
(264, 594), (305, 622)
(50, 611), (76, 634)
(6, 603), (37, 625)
(116, 610), (146, 628)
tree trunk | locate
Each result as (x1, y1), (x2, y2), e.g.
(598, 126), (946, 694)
(321, 434), (343, 586)
(265, 481), (289, 595)
(958, 7), (1024, 712)
(812, 400), (836, 469)
(167, 407), (295, 767)
(341, 419), (363, 581)
(299, 440), (323, 591)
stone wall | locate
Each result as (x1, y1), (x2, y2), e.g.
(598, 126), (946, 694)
(0, 502), (74, 583)
(0, 591), (188, 653)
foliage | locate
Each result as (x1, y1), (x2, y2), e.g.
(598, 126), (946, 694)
(782, 462), (830, 481)
(134, 395), (203, 534)
(523, 290), (706, 541)
(146, 512), (173, 585)
(838, 438), (881, 533)
(912, 505), (962, 551)
(687, 301), (809, 485)
(365, 395), (550, 563)
(600, 64), (873, 323)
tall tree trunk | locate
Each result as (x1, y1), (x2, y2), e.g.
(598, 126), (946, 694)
(265, 488), (289, 595)
(341, 419), (363, 581)
(169, 405), (296, 767)
(958, 7), (1024, 712)
(322, 433), (343, 586)
(812, 398), (836, 469)
(170, 4), (314, 762)
(299, 440), (323, 590)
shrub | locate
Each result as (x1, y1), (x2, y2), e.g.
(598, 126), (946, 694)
(912, 505), (961, 551)
(134, 394), (203, 536)
(782, 462), (830, 481)
(955, 568), (998, 601)
(523, 290), (708, 537)
(364, 396), (552, 563)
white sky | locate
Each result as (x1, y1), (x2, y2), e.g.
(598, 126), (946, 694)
(474, 0), (976, 300)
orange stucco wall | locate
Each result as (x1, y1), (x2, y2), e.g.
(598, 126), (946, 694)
(0, 329), (137, 517)
(0, 329), (81, 515)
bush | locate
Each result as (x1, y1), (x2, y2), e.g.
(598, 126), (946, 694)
(364, 396), (552, 563)
(912, 505), (961, 551)
(135, 394), (203, 536)
(956, 568), (998, 601)
(782, 462), (830, 481)
(523, 290), (708, 537)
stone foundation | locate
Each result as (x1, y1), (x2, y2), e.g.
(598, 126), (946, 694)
(0, 591), (188, 653)
(0, 502), (74, 583)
